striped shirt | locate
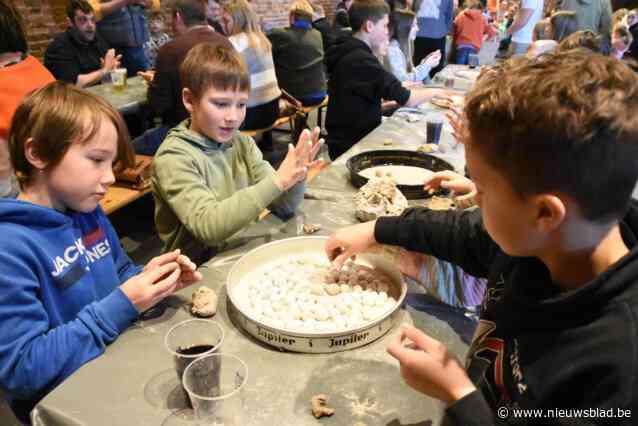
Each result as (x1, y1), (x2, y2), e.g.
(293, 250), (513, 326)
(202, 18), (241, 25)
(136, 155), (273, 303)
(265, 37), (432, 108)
(229, 32), (281, 107)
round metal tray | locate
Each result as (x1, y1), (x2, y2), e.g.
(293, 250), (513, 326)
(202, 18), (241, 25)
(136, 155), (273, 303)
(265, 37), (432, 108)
(346, 150), (454, 199)
(227, 236), (407, 353)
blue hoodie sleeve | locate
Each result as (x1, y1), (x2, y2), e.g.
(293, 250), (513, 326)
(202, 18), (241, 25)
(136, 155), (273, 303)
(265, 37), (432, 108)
(0, 238), (139, 400)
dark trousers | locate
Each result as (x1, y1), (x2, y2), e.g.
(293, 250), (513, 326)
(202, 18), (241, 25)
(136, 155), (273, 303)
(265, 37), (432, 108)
(242, 98), (280, 151)
(414, 36), (447, 78)
(118, 46), (149, 76)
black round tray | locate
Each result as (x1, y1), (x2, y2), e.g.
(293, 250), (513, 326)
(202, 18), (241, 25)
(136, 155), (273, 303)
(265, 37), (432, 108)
(346, 150), (454, 199)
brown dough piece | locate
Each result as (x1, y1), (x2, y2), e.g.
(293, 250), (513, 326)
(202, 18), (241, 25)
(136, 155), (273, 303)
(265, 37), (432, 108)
(311, 394), (335, 418)
(302, 223), (322, 234)
(190, 287), (218, 317)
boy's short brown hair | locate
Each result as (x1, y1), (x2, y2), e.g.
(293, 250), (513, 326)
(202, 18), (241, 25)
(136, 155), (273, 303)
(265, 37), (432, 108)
(9, 81), (134, 189)
(180, 43), (250, 100)
(464, 51), (638, 221)
(349, 0), (389, 33)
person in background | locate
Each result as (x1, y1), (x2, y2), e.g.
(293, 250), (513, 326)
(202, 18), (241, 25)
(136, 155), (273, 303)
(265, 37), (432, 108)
(325, 0), (450, 159)
(559, 0), (612, 44)
(206, 0), (225, 33)
(221, 0), (284, 151)
(504, 0), (542, 56)
(268, 0), (327, 106)
(611, 23), (633, 59)
(556, 29), (601, 52)
(452, 0), (497, 64)
(412, 0), (454, 77)
(385, 9), (441, 82)
(0, 0), (55, 200)
(152, 43), (322, 264)
(532, 10), (550, 41)
(0, 82), (200, 423)
(612, 8), (628, 27)
(623, 9), (638, 61)
(143, 11), (170, 69)
(44, 0), (121, 88)
(137, 0), (232, 156)
(89, 0), (158, 75)
(334, 0), (354, 32)
(527, 10), (579, 57)
(309, 1), (337, 54)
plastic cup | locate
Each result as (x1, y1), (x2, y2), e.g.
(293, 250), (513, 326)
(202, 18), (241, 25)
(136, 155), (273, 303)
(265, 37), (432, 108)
(111, 68), (127, 91)
(444, 77), (455, 89)
(165, 319), (225, 402)
(426, 114), (444, 145)
(468, 53), (480, 68)
(182, 353), (248, 425)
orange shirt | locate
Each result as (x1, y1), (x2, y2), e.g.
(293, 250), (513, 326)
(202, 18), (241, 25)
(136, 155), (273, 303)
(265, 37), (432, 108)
(453, 9), (497, 51)
(0, 55), (55, 140)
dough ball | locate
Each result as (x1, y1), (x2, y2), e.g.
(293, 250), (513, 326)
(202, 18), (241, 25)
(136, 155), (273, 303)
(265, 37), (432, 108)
(190, 287), (218, 318)
(325, 283), (341, 296)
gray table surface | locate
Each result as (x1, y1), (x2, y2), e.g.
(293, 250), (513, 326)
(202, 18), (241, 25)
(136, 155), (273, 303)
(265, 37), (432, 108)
(85, 75), (148, 115)
(32, 70), (473, 426)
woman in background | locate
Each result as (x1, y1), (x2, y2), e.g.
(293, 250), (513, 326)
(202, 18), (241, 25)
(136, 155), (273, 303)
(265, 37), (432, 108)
(385, 9), (441, 83)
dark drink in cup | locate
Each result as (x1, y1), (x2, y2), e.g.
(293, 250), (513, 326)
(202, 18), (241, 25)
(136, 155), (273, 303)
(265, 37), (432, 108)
(426, 120), (443, 145)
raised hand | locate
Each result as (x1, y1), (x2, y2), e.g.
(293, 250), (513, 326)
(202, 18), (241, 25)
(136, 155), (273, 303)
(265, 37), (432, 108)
(275, 127), (323, 190)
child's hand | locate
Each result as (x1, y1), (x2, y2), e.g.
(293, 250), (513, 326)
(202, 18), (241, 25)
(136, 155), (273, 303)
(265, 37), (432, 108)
(325, 221), (377, 270)
(137, 70), (155, 82)
(424, 170), (475, 195)
(144, 250), (203, 289)
(425, 171), (477, 209)
(121, 262), (182, 312)
(446, 106), (463, 140)
(387, 325), (476, 404)
(422, 50), (442, 68)
(275, 128), (323, 190)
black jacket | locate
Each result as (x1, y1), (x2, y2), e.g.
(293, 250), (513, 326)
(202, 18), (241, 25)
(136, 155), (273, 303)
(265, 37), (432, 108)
(376, 203), (638, 425)
(44, 28), (109, 84)
(268, 26), (326, 100)
(325, 36), (410, 155)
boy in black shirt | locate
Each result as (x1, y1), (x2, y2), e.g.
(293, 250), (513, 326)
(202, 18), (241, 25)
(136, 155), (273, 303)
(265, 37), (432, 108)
(325, 0), (447, 159)
(326, 51), (638, 424)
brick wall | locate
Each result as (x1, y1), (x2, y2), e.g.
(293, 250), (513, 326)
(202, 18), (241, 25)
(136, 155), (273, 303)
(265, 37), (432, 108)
(20, 0), (339, 61)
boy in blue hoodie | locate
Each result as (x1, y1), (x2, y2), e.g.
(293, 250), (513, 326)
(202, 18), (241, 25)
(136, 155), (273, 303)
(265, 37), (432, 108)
(326, 51), (638, 424)
(0, 81), (202, 422)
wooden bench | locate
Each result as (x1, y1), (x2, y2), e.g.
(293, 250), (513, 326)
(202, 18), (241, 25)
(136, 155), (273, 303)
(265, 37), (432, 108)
(240, 113), (298, 139)
(100, 184), (151, 215)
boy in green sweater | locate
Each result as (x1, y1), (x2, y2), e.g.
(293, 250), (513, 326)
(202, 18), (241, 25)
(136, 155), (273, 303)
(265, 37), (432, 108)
(152, 43), (322, 264)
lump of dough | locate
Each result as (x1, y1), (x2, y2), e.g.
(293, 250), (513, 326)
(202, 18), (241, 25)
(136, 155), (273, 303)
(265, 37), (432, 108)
(191, 287), (218, 317)
(311, 394), (335, 418)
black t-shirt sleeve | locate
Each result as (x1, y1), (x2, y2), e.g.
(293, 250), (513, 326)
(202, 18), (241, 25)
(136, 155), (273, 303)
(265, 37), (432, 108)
(374, 207), (497, 278)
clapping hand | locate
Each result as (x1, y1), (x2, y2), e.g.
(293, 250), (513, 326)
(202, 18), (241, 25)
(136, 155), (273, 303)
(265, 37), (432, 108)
(275, 127), (323, 191)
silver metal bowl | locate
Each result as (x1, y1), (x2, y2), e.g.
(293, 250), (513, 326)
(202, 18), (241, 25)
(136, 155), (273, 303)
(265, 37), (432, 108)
(226, 236), (407, 353)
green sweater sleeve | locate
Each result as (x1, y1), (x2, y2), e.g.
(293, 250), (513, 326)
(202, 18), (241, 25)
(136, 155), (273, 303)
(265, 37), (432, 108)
(153, 142), (283, 247)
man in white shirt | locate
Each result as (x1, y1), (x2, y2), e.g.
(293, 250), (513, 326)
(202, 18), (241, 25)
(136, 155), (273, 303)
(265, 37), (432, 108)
(506, 0), (542, 56)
